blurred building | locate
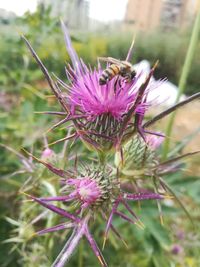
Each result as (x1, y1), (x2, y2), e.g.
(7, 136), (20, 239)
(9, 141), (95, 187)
(124, 0), (162, 31)
(38, 0), (89, 30)
(161, 0), (199, 30)
(124, 0), (199, 31)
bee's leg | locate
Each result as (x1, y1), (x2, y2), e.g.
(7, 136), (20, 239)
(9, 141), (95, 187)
(127, 73), (133, 83)
(123, 74), (131, 83)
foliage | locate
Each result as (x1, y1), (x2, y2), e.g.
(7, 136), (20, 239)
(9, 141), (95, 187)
(0, 4), (200, 267)
(0, 6), (200, 95)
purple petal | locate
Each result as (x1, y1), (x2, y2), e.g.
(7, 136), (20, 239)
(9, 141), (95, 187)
(115, 211), (136, 225)
(60, 20), (82, 75)
(123, 192), (163, 201)
(101, 210), (128, 247)
(103, 200), (119, 248)
(36, 222), (75, 236)
(121, 198), (139, 221)
(39, 195), (75, 202)
(22, 149), (69, 178)
(85, 226), (108, 267)
(125, 36), (135, 61)
(28, 194), (78, 222)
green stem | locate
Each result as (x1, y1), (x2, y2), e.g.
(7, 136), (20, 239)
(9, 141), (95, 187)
(162, 9), (200, 160)
(98, 151), (107, 166)
(78, 239), (83, 267)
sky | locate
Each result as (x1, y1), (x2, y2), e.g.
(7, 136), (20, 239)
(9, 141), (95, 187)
(0, 0), (38, 16)
(89, 0), (128, 22)
(0, 0), (128, 22)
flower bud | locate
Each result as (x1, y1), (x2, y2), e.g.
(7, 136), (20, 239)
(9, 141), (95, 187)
(115, 134), (159, 176)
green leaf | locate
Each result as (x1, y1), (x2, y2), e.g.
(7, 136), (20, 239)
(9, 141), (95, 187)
(141, 217), (171, 249)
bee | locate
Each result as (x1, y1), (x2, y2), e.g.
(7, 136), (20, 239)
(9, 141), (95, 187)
(98, 57), (136, 85)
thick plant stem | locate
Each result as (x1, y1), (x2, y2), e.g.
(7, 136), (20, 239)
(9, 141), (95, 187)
(162, 8), (200, 160)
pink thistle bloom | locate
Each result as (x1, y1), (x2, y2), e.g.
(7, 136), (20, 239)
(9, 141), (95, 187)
(69, 66), (146, 120)
(24, 153), (165, 267)
(66, 177), (102, 208)
(22, 22), (200, 152)
(22, 22), (161, 152)
(60, 21), (159, 151)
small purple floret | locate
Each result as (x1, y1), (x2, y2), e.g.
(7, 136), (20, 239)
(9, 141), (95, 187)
(67, 177), (102, 208)
(41, 147), (55, 159)
(171, 244), (183, 255)
(146, 134), (165, 150)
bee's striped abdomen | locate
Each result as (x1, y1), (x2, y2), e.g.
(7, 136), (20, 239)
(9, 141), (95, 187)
(99, 64), (120, 85)
(110, 64), (120, 75)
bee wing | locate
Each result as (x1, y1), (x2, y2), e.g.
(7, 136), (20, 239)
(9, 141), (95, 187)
(121, 60), (132, 68)
(98, 57), (121, 64)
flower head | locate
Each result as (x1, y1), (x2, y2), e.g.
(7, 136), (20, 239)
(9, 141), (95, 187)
(66, 55), (158, 151)
(67, 177), (101, 208)
(61, 165), (116, 210)
(69, 66), (145, 120)
(31, 22), (159, 152)
(24, 153), (164, 267)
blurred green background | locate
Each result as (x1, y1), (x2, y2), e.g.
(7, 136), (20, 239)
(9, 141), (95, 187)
(0, 2), (200, 267)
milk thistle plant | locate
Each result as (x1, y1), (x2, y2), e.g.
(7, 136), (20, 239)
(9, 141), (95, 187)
(19, 22), (200, 267)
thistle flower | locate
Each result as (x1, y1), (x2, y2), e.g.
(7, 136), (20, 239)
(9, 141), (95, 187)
(62, 26), (161, 152)
(67, 178), (102, 208)
(22, 23), (161, 154)
(20, 21), (200, 267)
(23, 151), (164, 267)
(22, 21), (200, 155)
